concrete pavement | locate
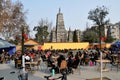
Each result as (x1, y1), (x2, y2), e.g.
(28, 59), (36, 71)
(0, 61), (120, 80)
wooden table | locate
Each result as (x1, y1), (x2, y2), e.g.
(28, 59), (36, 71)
(96, 59), (111, 72)
(25, 62), (38, 65)
(25, 61), (38, 71)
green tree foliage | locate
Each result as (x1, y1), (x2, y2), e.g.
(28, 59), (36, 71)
(73, 30), (78, 42)
(105, 33), (115, 43)
(34, 26), (49, 44)
(105, 36), (115, 43)
(88, 6), (109, 27)
(33, 19), (51, 44)
(34, 26), (43, 43)
(82, 29), (99, 43)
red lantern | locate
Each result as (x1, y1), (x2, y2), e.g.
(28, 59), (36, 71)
(100, 36), (107, 41)
(38, 46), (42, 50)
(22, 34), (28, 41)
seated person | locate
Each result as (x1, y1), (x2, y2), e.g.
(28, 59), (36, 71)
(25, 54), (31, 62)
(60, 56), (67, 74)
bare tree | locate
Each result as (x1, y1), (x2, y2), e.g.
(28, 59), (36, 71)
(0, 0), (5, 32)
(0, 0), (28, 41)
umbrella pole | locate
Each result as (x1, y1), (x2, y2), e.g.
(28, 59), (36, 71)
(22, 55), (25, 71)
(21, 25), (25, 72)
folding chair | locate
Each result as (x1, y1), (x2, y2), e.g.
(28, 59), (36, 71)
(16, 60), (22, 68)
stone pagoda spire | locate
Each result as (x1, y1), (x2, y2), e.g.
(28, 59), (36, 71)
(59, 8), (61, 13)
(56, 8), (66, 42)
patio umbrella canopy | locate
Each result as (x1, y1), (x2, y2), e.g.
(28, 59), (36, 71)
(0, 38), (16, 55)
(111, 41), (120, 54)
(112, 42), (120, 48)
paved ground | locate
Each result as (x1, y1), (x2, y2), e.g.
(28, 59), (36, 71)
(0, 61), (120, 80)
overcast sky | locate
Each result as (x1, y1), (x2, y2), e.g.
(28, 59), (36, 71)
(12, 0), (120, 37)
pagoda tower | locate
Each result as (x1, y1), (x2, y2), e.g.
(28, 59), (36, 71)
(56, 8), (67, 42)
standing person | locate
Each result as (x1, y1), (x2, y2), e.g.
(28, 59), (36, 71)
(72, 53), (80, 69)
(1, 49), (5, 63)
(80, 52), (84, 65)
(57, 55), (64, 68)
(67, 55), (73, 74)
(94, 52), (99, 65)
(89, 52), (95, 65)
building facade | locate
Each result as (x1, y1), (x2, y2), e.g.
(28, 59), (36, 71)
(107, 23), (120, 41)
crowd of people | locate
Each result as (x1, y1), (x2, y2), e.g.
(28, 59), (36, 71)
(13, 47), (117, 73)
(0, 49), (11, 64)
(1, 46), (120, 75)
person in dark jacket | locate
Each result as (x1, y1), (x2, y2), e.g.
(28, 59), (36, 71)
(67, 56), (73, 74)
